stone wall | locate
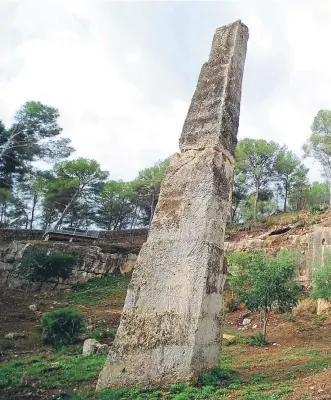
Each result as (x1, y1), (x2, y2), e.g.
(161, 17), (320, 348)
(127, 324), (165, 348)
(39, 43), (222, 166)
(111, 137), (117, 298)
(0, 241), (138, 291)
(0, 228), (148, 246)
(0, 229), (43, 244)
(98, 229), (148, 245)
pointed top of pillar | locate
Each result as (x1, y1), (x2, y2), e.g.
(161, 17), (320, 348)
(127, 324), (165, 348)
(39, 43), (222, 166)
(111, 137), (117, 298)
(179, 20), (249, 157)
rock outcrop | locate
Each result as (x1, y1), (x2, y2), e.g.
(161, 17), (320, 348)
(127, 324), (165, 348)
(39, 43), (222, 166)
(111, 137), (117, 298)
(97, 20), (249, 390)
(226, 224), (331, 288)
(0, 241), (137, 291)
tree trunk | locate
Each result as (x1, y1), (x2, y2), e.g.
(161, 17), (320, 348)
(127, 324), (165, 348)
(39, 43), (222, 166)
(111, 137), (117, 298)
(53, 189), (80, 229)
(262, 308), (270, 341)
(284, 184), (288, 212)
(149, 191), (155, 227)
(253, 188), (259, 222)
(0, 126), (22, 159)
(29, 193), (38, 230)
(130, 205), (138, 230)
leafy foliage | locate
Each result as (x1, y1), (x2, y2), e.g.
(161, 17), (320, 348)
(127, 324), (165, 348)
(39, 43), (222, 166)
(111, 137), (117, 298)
(228, 250), (302, 339)
(41, 308), (86, 348)
(248, 333), (268, 346)
(303, 110), (331, 179)
(311, 252), (331, 300)
(0, 101), (73, 188)
(17, 249), (76, 285)
(227, 298), (239, 312)
(235, 139), (279, 221)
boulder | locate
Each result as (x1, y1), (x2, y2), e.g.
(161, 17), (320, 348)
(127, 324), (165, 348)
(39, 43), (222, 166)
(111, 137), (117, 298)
(96, 344), (109, 355)
(82, 338), (100, 356)
(28, 304), (38, 312)
(243, 318), (251, 326)
(5, 332), (26, 339)
(222, 334), (236, 343)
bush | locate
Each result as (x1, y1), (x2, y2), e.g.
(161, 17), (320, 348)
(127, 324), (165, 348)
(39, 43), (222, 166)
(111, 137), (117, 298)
(228, 250), (301, 340)
(17, 249), (77, 286)
(227, 299), (239, 312)
(41, 308), (86, 348)
(248, 333), (268, 346)
(311, 252), (331, 301)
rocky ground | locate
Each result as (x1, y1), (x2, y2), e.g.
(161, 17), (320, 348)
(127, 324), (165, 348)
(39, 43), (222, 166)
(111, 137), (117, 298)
(1, 277), (331, 399)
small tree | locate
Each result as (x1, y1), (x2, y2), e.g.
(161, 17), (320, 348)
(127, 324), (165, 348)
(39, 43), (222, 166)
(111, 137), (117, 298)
(17, 250), (76, 289)
(228, 250), (301, 342)
(311, 252), (331, 300)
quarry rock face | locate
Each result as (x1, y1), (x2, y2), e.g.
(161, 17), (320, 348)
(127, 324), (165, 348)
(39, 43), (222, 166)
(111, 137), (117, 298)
(97, 20), (249, 389)
(0, 241), (137, 291)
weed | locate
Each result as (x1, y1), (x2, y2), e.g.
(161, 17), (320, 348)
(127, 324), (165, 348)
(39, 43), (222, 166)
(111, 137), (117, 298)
(297, 326), (312, 332)
(286, 314), (296, 322)
(250, 373), (270, 384)
(248, 332), (268, 346)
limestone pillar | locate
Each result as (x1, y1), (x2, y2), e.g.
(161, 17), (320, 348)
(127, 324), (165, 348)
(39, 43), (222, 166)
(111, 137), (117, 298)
(97, 20), (249, 390)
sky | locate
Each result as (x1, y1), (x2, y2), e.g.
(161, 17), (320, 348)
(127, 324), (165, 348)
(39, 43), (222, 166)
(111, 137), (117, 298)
(1, 0), (331, 181)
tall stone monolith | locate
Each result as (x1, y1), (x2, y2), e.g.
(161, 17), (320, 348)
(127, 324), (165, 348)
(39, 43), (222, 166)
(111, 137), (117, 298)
(97, 20), (249, 390)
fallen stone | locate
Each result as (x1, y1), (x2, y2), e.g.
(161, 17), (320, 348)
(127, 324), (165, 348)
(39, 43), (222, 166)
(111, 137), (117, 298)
(28, 304), (38, 312)
(243, 318), (251, 326)
(5, 332), (26, 339)
(96, 344), (109, 355)
(222, 334), (236, 343)
(252, 324), (258, 329)
(82, 339), (100, 356)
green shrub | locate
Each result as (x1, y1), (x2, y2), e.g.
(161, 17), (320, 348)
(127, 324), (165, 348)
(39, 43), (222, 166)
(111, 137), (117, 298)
(41, 308), (86, 348)
(227, 298), (239, 312)
(311, 253), (331, 300)
(17, 249), (77, 286)
(228, 250), (301, 340)
(248, 333), (268, 346)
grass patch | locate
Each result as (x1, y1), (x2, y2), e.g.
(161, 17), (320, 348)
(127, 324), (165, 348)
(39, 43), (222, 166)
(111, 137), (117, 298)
(91, 328), (116, 341)
(0, 354), (106, 391)
(63, 275), (131, 305)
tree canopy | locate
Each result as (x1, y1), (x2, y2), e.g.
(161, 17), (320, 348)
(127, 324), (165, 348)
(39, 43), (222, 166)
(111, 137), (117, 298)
(2, 102), (331, 230)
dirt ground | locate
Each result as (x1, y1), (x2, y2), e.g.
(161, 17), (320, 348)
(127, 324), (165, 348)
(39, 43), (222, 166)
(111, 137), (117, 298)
(2, 285), (331, 399)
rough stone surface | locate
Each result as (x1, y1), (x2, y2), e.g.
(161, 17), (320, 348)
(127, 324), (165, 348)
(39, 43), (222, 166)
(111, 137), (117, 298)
(97, 20), (248, 390)
(97, 344), (110, 355)
(226, 225), (331, 288)
(0, 241), (137, 291)
(83, 339), (100, 356)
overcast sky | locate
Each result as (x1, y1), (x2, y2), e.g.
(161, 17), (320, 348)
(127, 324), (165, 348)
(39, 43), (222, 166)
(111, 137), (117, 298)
(1, 0), (330, 181)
